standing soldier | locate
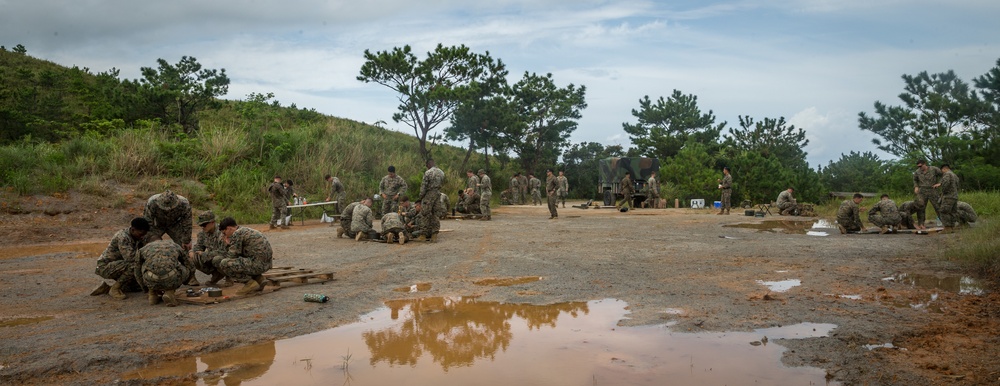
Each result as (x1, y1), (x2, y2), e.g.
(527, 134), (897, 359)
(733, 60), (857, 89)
(557, 170), (569, 208)
(267, 176), (287, 230)
(138, 240), (189, 307)
(868, 194), (902, 234)
(776, 188), (797, 216)
(92, 217), (150, 300)
(618, 171), (634, 209)
(509, 173), (521, 205)
(466, 170), (480, 195)
(283, 179), (296, 227)
(217, 217), (273, 296)
(191, 211), (231, 288)
(837, 193), (865, 234)
(546, 169), (559, 219)
(478, 169), (492, 221)
(325, 174), (346, 213)
(912, 159), (943, 229)
(417, 159), (445, 241)
(351, 197), (377, 241)
(518, 173), (529, 205)
(379, 166), (408, 216)
(143, 190), (196, 285)
(897, 200), (917, 230)
(717, 167), (732, 215)
(529, 173), (542, 206)
(646, 171), (660, 209)
(938, 164), (960, 232)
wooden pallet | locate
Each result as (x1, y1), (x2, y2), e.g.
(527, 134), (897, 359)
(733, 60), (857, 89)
(175, 266), (335, 305)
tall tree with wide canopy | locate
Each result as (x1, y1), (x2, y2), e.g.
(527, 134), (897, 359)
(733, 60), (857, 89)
(139, 56), (229, 133)
(560, 141), (624, 199)
(722, 116), (822, 202)
(443, 58), (512, 173)
(358, 44), (500, 161)
(819, 151), (888, 192)
(623, 90), (724, 160)
(509, 72), (587, 174)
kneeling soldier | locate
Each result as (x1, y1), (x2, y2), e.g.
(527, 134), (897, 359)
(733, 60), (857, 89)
(140, 240), (189, 307)
(216, 217), (274, 296)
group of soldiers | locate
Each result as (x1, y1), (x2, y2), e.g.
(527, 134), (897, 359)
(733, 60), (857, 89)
(92, 190), (274, 306)
(502, 170), (569, 208)
(267, 175), (298, 229)
(835, 161), (978, 234)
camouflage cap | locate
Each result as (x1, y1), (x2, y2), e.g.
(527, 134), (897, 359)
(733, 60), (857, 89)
(157, 190), (179, 210)
(478, 169), (485, 174)
(197, 210), (216, 226)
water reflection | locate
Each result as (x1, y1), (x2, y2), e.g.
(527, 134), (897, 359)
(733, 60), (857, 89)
(123, 341), (276, 385)
(888, 273), (985, 295)
(724, 220), (813, 234)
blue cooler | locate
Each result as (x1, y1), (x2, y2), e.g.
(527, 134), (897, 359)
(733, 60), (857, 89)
(714, 201), (722, 208)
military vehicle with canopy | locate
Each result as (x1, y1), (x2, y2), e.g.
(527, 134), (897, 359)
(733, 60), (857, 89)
(598, 157), (660, 206)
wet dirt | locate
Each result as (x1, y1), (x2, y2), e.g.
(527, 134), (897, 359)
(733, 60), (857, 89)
(0, 198), (998, 385)
(473, 276), (543, 286)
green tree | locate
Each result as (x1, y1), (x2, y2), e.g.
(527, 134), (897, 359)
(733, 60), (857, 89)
(139, 56), (230, 133)
(722, 116), (823, 203)
(509, 72), (587, 174)
(561, 142), (623, 199)
(659, 141), (717, 201)
(358, 44), (499, 161)
(443, 57), (511, 173)
(622, 90), (724, 160)
(820, 151), (888, 193)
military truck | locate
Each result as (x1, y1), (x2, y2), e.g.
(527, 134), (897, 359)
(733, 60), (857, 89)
(598, 157), (661, 206)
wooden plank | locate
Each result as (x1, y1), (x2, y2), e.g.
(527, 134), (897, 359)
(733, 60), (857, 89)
(265, 272), (334, 286)
(174, 266), (334, 305)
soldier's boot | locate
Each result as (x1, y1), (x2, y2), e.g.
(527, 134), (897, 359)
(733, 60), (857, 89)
(716, 209), (724, 215)
(416, 235), (427, 242)
(90, 281), (111, 296)
(385, 233), (394, 244)
(186, 273), (200, 287)
(236, 280), (261, 296)
(838, 224), (847, 234)
(336, 228), (345, 238)
(148, 290), (161, 305)
(205, 273), (221, 287)
(355, 232), (365, 241)
(109, 281), (128, 300)
(398, 233), (406, 245)
(725, 209), (730, 215)
(252, 275), (267, 288)
(218, 277), (235, 288)
(162, 291), (178, 307)
(429, 233), (437, 242)
(879, 225), (888, 234)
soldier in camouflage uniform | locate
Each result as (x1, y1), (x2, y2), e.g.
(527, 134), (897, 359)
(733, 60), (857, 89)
(776, 188), (797, 216)
(380, 196), (411, 244)
(912, 159), (943, 229)
(509, 173), (521, 205)
(646, 171), (660, 209)
(142, 190), (196, 285)
(282, 179), (296, 227)
(404, 202), (427, 239)
(190, 211), (232, 288)
(92, 217), (150, 300)
(868, 194), (902, 234)
(417, 159), (445, 241)
(337, 200), (360, 239)
(717, 167), (732, 215)
(325, 174), (347, 213)
(529, 174), (542, 206)
(557, 171), (569, 208)
(617, 172), (634, 209)
(456, 188), (481, 216)
(139, 240), (189, 307)
(267, 176), (287, 229)
(379, 166), (408, 216)
(956, 201), (977, 226)
(938, 164), (960, 231)
(477, 169), (492, 220)
(500, 188), (513, 205)
(837, 193), (865, 234)
(897, 200), (917, 230)
(546, 169), (559, 219)
(216, 217), (273, 296)
(466, 170), (480, 195)
(518, 173), (529, 205)
(437, 192), (450, 220)
(351, 197), (377, 241)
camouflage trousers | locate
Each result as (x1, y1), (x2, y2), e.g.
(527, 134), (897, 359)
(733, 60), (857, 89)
(142, 259), (189, 292)
(646, 193), (660, 208)
(617, 193), (632, 209)
(531, 189), (541, 205)
(340, 217), (352, 236)
(914, 188), (941, 227)
(96, 258), (137, 283)
(837, 215), (863, 233)
(520, 188), (528, 204)
(381, 198), (401, 218)
(547, 193), (558, 218)
(146, 224), (189, 248)
(382, 227), (410, 240)
(938, 197), (957, 227)
(480, 193), (492, 218)
(721, 189), (732, 210)
(271, 203), (287, 226)
(193, 250), (224, 276)
(419, 191), (442, 236)
(869, 213), (901, 228)
(778, 202), (798, 215)
(334, 192), (346, 213)
(899, 212), (916, 229)
(216, 255), (272, 284)
(559, 192), (567, 206)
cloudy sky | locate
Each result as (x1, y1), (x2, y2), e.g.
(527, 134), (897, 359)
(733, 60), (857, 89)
(3, 0), (998, 166)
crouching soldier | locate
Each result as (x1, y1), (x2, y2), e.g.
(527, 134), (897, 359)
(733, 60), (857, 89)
(351, 197), (379, 241)
(216, 217), (273, 296)
(337, 200), (360, 239)
(139, 240), (189, 307)
(837, 193), (865, 234)
(191, 211), (232, 287)
(381, 211), (408, 245)
(956, 201), (978, 226)
(897, 200), (917, 229)
(868, 194), (901, 234)
(92, 217), (150, 300)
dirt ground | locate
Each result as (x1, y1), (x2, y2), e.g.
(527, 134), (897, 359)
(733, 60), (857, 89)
(1, 191), (998, 385)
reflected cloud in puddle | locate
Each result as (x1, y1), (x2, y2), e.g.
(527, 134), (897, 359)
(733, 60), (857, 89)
(724, 220), (833, 236)
(126, 298), (837, 385)
(757, 279), (802, 292)
(393, 283), (432, 293)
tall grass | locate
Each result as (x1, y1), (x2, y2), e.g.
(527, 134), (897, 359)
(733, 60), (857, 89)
(944, 219), (1000, 283)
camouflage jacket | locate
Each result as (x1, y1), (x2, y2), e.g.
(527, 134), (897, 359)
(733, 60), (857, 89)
(898, 200), (916, 215)
(268, 182), (285, 206)
(557, 176), (568, 195)
(223, 226), (273, 268)
(140, 240), (186, 284)
(143, 193), (192, 244)
(720, 174), (732, 189)
(777, 190), (794, 206)
(437, 193), (449, 217)
(381, 212), (405, 232)
(467, 175), (480, 194)
(341, 201), (359, 218)
(418, 167), (444, 202)
(546, 175), (558, 194)
(518, 175), (528, 191)
(509, 176), (520, 189)
(379, 174), (408, 198)
(837, 199), (860, 222)
(868, 199), (899, 218)
(193, 228), (224, 254)
(940, 171), (959, 198)
(464, 191), (480, 209)
(529, 177), (541, 191)
(478, 174), (492, 196)
(98, 227), (144, 264)
(956, 201), (977, 222)
(330, 177), (345, 194)
(913, 166), (942, 188)
(351, 204), (374, 232)
(647, 177), (659, 195)
(620, 176), (633, 195)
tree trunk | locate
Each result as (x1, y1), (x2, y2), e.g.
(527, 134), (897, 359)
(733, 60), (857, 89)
(460, 137), (475, 174)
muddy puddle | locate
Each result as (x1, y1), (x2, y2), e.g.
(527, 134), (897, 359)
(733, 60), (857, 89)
(757, 279), (802, 292)
(724, 220), (833, 235)
(0, 242), (105, 260)
(0, 316), (54, 328)
(473, 276), (542, 286)
(885, 273), (985, 295)
(392, 283), (432, 292)
(126, 298), (837, 385)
